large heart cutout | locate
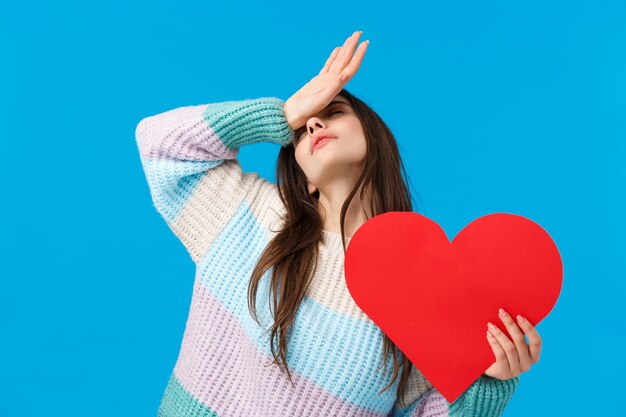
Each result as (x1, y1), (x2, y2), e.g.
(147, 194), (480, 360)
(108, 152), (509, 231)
(344, 212), (562, 403)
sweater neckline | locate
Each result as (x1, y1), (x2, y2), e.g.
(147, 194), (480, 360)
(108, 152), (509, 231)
(321, 229), (351, 251)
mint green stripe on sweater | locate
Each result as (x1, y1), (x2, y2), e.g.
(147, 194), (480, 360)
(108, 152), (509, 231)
(449, 374), (520, 417)
(158, 372), (219, 417)
(202, 97), (295, 149)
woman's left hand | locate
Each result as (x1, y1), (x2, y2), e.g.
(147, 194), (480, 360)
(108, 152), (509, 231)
(483, 308), (542, 380)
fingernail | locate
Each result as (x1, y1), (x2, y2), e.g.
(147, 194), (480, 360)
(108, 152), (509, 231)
(499, 308), (508, 318)
(517, 315), (526, 324)
(487, 322), (496, 330)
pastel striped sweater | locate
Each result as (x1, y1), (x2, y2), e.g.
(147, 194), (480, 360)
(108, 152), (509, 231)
(134, 96), (520, 417)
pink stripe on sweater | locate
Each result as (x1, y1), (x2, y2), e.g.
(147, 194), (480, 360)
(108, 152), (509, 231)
(136, 104), (239, 161)
(173, 277), (388, 417)
(413, 389), (450, 416)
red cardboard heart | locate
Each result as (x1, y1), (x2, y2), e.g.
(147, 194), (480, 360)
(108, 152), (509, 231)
(344, 212), (562, 403)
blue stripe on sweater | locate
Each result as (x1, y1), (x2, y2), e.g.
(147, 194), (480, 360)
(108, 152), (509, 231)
(142, 158), (223, 222)
(196, 202), (400, 414)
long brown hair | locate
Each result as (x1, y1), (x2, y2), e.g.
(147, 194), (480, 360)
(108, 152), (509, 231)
(247, 88), (421, 407)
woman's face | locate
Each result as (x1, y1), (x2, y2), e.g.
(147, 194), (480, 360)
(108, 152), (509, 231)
(292, 95), (367, 195)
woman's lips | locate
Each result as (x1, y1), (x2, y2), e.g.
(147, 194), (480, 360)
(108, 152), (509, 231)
(312, 137), (335, 152)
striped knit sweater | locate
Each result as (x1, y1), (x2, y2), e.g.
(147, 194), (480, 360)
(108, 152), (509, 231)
(134, 96), (520, 417)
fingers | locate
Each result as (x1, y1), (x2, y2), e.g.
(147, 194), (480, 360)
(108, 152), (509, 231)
(485, 330), (508, 375)
(515, 314), (542, 364)
(497, 308), (534, 372)
(487, 321), (521, 377)
(330, 31), (363, 73)
(319, 47), (340, 74)
(340, 40), (369, 82)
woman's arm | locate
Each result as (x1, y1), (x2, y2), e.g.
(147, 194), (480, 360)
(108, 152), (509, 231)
(134, 29), (367, 266)
(134, 97), (294, 264)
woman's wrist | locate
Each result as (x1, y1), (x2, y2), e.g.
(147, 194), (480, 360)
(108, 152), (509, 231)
(282, 102), (302, 131)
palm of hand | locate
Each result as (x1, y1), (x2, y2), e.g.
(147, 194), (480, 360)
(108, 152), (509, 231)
(283, 31), (369, 130)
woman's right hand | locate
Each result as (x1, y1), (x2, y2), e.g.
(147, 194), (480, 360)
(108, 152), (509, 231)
(283, 31), (369, 131)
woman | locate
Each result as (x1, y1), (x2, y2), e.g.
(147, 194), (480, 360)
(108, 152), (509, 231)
(135, 30), (542, 417)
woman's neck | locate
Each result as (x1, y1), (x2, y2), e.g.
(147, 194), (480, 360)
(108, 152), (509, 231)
(317, 182), (373, 239)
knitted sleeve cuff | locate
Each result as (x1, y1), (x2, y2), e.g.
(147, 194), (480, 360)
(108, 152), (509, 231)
(202, 96), (295, 150)
(449, 374), (520, 417)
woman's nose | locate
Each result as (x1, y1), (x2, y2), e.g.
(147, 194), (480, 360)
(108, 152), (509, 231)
(307, 120), (324, 133)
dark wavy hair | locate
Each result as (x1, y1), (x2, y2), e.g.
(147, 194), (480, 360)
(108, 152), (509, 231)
(247, 87), (421, 407)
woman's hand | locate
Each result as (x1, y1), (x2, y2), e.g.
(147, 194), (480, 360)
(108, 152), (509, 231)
(283, 30), (369, 131)
(483, 308), (542, 380)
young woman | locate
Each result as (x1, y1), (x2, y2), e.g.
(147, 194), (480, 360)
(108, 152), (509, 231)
(136, 30), (541, 417)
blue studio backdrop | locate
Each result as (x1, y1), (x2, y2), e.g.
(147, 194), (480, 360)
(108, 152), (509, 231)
(1, 1), (624, 416)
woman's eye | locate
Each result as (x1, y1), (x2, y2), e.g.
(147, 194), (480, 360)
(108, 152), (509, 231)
(293, 109), (343, 144)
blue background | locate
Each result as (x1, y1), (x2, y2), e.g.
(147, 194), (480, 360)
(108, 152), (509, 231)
(1, 1), (624, 415)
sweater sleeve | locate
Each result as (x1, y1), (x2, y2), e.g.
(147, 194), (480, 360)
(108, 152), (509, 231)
(390, 374), (520, 417)
(134, 97), (294, 264)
